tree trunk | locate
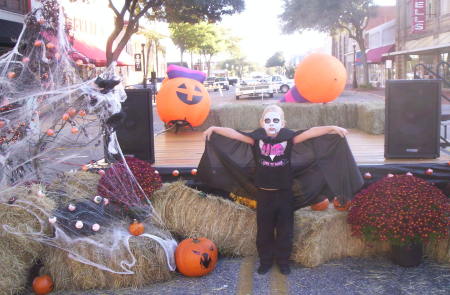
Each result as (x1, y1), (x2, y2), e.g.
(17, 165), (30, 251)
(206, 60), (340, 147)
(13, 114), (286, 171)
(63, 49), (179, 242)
(190, 52), (193, 69)
(180, 49), (184, 65)
(356, 35), (369, 85)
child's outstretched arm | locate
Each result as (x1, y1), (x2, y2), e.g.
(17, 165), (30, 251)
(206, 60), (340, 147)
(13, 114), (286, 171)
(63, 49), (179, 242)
(203, 126), (254, 145)
(293, 126), (348, 144)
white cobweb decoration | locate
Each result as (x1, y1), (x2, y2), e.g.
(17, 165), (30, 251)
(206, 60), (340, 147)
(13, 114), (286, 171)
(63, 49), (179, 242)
(0, 0), (176, 274)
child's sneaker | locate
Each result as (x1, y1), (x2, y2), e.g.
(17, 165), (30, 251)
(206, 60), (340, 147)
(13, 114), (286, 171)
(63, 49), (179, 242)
(278, 264), (291, 275)
(257, 264), (272, 275)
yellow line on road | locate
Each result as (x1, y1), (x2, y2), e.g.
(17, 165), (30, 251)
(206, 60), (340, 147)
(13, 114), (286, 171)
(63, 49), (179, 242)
(270, 265), (288, 295)
(236, 256), (256, 295)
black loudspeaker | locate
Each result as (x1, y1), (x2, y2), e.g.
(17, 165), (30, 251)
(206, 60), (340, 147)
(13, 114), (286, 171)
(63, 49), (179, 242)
(385, 79), (441, 159)
(116, 88), (155, 163)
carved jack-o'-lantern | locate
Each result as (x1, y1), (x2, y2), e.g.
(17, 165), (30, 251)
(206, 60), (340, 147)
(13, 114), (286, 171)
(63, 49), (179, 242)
(156, 78), (211, 127)
(175, 237), (218, 277)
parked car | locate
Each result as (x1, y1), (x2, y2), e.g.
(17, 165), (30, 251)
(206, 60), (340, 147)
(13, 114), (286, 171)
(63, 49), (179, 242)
(227, 76), (239, 86)
(214, 77), (230, 90)
(204, 77), (219, 91)
(270, 75), (294, 93)
(235, 79), (274, 100)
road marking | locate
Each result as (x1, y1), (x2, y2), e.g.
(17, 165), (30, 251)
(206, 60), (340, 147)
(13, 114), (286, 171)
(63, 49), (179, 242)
(236, 256), (256, 295)
(271, 266), (288, 295)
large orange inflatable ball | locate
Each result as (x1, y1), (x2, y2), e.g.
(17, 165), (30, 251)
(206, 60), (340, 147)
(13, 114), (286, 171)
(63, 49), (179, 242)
(156, 77), (211, 127)
(294, 53), (347, 103)
(175, 237), (218, 277)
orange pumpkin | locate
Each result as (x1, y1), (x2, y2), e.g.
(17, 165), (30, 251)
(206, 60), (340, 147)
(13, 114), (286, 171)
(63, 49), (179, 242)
(333, 197), (351, 211)
(310, 198), (329, 211)
(156, 78), (210, 127)
(294, 53), (347, 103)
(129, 219), (144, 236)
(175, 237), (218, 277)
(32, 275), (53, 295)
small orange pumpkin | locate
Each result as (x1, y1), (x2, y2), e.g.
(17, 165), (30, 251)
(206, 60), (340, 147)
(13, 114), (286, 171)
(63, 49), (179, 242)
(310, 198), (329, 211)
(32, 275), (53, 295)
(175, 237), (218, 277)
(156, 78), (210, 127)
(129, 219), (144, 236)
(333, 197), (351, 211)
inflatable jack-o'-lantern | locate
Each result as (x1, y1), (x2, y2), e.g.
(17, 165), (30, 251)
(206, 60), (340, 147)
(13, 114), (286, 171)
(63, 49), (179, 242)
(175, 237), (218, 277)
(294, 53), (347, 103)
(156, 77), (210, 127)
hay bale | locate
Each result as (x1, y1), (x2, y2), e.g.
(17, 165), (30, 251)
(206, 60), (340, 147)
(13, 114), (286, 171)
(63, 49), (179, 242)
(291, 205), (389, 267)
(425, 235), (450, 263)
(356, 102), (385, 134)
(319, 102), (359, 128)
(0, 247), (29, 295)
(41, 223), (173, 291)
(282, 103), (323, 130)
(152, 182), (257, 256)
(47, 171), (101, 204)
(198, 101), (385, 134)
(0, 184), (55, 294)
(216, 103), (264, 130)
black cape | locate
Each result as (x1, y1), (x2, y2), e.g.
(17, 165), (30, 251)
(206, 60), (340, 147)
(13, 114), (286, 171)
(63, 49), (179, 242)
(197, 130), (364, 210)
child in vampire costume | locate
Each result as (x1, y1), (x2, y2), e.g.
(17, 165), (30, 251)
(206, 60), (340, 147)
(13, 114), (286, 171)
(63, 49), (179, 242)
(199, 105), (363, 275)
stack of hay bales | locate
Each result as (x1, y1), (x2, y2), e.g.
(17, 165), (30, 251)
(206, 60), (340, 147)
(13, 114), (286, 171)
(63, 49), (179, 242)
(152, 182), (393, 267)
(152, 181), (257, 256)
(0, 185), (55, 294)
(40, 223), (173, 291)
(40, 170), (174, 291)
(198, 101), (385, 135)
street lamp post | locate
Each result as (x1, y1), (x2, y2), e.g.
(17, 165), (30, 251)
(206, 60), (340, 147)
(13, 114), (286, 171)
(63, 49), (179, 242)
(141, 43), (147, 88)
(353, 44), (358, 89)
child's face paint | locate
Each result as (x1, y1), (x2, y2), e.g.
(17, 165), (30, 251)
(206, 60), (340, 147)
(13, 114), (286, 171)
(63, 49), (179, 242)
(262, 111), (283, 136)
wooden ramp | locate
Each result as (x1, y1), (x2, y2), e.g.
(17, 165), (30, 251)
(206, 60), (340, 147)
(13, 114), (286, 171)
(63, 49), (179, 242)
(153, 129), (450, 168)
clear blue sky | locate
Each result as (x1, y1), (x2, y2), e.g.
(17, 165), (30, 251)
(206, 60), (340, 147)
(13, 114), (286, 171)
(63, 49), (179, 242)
(219, 0), (396, 65)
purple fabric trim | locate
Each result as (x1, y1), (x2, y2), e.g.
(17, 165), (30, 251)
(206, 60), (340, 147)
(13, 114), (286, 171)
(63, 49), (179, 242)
(167, 65), (207, 83)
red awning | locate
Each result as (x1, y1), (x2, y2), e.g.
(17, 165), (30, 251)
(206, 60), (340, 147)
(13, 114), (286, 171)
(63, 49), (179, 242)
(71, 39), (133, 67)
(366, 44), (395, 64)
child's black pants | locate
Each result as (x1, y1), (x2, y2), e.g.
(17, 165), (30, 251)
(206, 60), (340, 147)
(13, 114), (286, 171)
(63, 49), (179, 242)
(256, 188), (294, 266)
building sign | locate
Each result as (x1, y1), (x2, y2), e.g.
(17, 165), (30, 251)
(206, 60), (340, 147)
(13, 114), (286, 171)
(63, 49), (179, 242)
(412, 0), (426, 33)
(134, 53), (142, 71)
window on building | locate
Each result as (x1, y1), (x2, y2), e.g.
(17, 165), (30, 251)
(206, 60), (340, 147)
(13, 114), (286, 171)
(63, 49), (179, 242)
(0, 0), (27, 14)
(441, 0), (450, 15)
(426, 0), (436, 20)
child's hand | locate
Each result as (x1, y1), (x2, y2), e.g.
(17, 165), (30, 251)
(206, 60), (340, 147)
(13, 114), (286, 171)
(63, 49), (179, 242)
(330, 126), (348, 137)
(203, 126), (216, 141)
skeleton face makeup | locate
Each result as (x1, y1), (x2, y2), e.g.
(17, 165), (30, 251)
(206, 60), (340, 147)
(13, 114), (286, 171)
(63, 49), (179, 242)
(262, 111), (283, 136)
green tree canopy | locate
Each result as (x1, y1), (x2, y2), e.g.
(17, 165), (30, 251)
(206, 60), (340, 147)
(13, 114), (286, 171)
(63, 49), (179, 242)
(105, 0), (245, 65)
(280, 0), (376, 84)
(266, 52), (285, 68)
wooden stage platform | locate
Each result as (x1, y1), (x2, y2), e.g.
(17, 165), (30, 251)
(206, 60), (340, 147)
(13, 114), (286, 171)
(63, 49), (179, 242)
(153, 129), (450, 168)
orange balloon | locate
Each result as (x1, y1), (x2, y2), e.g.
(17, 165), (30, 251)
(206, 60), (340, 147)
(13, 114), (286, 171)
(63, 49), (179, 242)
(294, 53), (347, 103)
(156, 78), (210, 127)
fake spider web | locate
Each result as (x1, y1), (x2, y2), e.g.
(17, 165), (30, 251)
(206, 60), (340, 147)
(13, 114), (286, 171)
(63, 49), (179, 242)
(0, 0), (176, 274)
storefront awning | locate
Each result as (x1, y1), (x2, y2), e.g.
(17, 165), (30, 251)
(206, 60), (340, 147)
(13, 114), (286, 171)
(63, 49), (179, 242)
(366, 44), (395, 63)
(0, 19), (23, 47)
(382, 42), (450, 57)
(71, 39), (134, 67)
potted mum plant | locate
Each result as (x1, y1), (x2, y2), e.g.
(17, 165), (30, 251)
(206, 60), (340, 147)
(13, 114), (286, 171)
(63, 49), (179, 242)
(348, 175), (449, 267)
